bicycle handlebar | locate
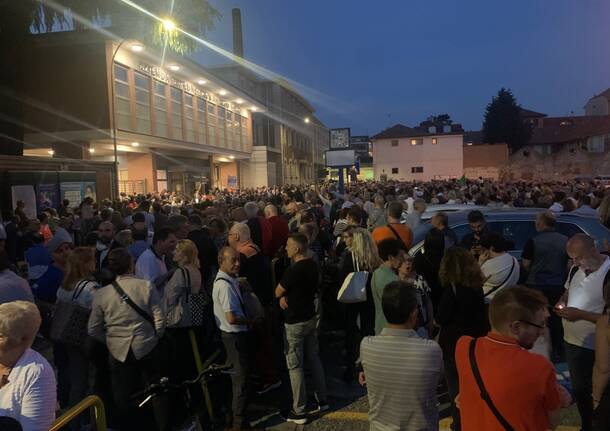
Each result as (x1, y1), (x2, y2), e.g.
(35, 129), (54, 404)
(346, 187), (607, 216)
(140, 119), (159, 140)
(130, 363), (233, 402)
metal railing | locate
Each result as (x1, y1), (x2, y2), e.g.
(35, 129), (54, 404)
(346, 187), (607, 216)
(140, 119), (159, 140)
(50, 395), (106, 431)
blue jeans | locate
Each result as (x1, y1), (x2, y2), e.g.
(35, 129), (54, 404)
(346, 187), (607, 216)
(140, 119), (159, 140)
(565, 342), (595, 431)
(284, 318), (327, 414)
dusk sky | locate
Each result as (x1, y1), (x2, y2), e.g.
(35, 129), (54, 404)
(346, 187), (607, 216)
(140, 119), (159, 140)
(193, 0), (610, 136)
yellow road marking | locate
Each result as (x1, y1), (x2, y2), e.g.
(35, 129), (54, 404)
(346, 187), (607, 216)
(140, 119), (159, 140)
(324, 412), (579, 430)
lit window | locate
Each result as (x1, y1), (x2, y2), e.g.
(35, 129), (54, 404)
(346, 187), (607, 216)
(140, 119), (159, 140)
(411, 138), (423, 146)
(432, 138), (437, 145)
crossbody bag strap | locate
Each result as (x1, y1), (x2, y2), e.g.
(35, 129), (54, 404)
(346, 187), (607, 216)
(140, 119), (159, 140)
(181, 267), (192, 294)
(217, 277), (248, 319)
(386, 224), (407, 250)
(469, 338), (515, 431)
(72, 280), (87, 300)
(111, 280), (156, 334)
(484, 257), (516, 298)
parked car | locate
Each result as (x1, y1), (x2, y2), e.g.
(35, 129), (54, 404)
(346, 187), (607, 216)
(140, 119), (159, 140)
(409, 208), (609, 258)
(419, 204), (488, 221)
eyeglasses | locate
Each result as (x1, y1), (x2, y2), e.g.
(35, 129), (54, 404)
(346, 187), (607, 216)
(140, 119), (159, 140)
(518, 319), (546, 330)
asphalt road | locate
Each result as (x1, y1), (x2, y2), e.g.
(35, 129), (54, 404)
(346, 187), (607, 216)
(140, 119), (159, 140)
(247, 330), (582, 431)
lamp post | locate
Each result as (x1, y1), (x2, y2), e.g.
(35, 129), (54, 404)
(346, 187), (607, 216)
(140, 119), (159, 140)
(110, 39), (128, 200)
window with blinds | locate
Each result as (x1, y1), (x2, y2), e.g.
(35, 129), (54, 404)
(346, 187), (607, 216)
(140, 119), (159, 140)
(134, 72), (151, 134)
(197, 98), (206, 145)
(170, 87), (183, 140)
(153, 80), (169, 138)
(207, 103), (216, 145)
(114, 64), (132, 131)
(184, 93), (195, 143)
(217, 106), (226, 147)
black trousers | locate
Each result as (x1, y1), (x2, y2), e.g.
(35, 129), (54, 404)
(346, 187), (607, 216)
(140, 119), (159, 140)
(565, 342), (595, 431)
(444, 358), (461, 431)
(345, 298), (375, 372)
(109, 345), (170, 431)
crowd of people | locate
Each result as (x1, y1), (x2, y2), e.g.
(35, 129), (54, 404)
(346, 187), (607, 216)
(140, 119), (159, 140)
(0, 177), (610, 430)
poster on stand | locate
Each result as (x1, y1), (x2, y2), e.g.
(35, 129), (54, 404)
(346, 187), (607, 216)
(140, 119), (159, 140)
(83, 182), (97, 202)
(37, 184), (59, 211)
(11, 185), (37, 219)
(227, 176), (238, 188)
(60, 182), (83, 207)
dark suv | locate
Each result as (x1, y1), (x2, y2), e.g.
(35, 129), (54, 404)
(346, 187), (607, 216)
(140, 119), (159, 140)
(409, 208), (610, 258)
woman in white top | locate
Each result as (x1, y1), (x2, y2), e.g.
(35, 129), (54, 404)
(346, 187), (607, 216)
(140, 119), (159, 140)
(0, 301), (56, 431)
(478, 232), (520, 303)
(55, 247), (98, 415)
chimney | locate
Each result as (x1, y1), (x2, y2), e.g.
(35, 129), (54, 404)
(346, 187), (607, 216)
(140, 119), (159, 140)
(232, 8), (244, 58)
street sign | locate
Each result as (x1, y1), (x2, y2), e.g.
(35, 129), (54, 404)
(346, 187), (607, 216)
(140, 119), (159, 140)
(325, 149), (355, 167)
(329, 128), (351, 150)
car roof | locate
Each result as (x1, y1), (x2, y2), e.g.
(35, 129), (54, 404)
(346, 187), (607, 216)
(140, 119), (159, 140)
(444, 207), (598, 225)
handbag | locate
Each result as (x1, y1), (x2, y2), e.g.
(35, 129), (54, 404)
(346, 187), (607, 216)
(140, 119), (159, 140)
(167, 267), (209, 327)
(469, 338), (516, 431)
(337, 254), (369, 303)
(50, 280), (91, 346)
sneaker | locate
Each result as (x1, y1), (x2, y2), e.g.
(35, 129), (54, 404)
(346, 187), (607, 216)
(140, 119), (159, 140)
(282, 410), (308, 425)
(256, 380), (282, 395)
(318, 402), (330, 413)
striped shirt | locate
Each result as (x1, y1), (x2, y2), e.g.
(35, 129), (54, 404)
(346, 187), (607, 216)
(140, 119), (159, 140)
(361, 328), (442, 431)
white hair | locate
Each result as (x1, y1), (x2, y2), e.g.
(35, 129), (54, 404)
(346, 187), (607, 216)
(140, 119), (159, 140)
(230, 222), (251, 242)
(0, 301), (41, 347)
(244, 202), (259, 218)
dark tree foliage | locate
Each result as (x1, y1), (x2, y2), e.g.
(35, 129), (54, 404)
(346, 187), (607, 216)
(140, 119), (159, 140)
(482, 88), (532, 152)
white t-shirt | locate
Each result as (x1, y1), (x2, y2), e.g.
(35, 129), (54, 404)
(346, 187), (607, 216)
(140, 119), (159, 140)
(481, 253), (520, 303)
(0, 348), (56, 431)
(563, 257), (610, 349)
(212, 271), (248, 333)
(135, 248), (167, 282)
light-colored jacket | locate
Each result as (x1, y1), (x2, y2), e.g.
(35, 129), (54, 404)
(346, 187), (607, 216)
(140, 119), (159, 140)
(88, 275), (165, 362)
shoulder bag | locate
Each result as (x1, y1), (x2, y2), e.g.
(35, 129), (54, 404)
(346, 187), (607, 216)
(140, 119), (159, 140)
(469, 338), (515, 431)
(50, 280), (92, 346)
(167, 267), (209, 327)
(483, 257), (517, 298)
(387, 224), (408, 250)
(337, 253), (369, 303)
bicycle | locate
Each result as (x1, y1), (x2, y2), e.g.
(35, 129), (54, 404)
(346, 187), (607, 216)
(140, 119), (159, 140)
(130, 363), (232, 431)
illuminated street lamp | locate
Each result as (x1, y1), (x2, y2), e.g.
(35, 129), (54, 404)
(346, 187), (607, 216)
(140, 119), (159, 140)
(162, 19), (176, 31)
(304, 117), (310, 124)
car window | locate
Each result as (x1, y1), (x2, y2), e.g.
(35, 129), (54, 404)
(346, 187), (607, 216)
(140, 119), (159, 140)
(488, 221), (536, 251)
(450, 223), (471, 244)
(556, 222), (584, 238)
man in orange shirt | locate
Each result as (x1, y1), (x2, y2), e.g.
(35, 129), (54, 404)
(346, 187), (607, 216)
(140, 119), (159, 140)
(372, 202), (412, 250)
(455, 286), (571, 431)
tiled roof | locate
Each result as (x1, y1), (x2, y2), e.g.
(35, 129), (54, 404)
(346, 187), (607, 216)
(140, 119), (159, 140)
(530, 115), (610, 145)
(371, 123), (463, 140)
(519, 108), (547, 118)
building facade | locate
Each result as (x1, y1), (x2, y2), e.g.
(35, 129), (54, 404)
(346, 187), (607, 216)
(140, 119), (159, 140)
(10, 30), (264, 209)
(207, 65), (329, 187)
(585, 89), (610, 116)
(371, 124), (464, 181)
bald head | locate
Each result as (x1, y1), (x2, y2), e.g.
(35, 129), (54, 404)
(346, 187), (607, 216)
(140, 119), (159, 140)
(286, 202), (299, 216)
(567, 233), (602, 273)
(264, 204), (278, 218)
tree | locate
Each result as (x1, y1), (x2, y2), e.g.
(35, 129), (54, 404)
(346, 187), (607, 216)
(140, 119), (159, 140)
(482, 88), (532, 152)
(0, 0), (221, 154)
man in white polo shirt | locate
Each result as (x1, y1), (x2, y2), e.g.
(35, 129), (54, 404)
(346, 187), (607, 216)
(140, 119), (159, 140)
(556, 234), (608, 431)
